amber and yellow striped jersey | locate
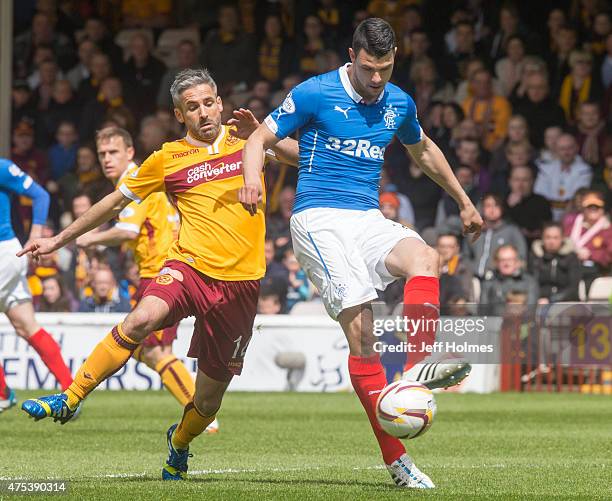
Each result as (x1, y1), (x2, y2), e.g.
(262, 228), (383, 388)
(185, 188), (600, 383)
(119, 126), (266, 281)
(115, 164), (179, 278)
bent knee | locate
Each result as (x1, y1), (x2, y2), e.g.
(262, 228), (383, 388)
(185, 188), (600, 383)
(193, 395), (221, 417)
(424, 246), (440, 270)
(7, 305), (39, 338)
(11, 318), (30, 338)
(409, 245), (440, 278)
(14, 325), (31, 339)
(123, 308), (162, 341)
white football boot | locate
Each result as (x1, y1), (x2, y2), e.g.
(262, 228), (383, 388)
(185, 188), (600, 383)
(0, 389), (17, 413)
(403, 357), (471, 389)
(204, 418), (219, 434)
(386, 453), (435, 489)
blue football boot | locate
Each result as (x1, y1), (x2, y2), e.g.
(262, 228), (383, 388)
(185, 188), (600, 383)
(21, 393), (80, 424)
(162, 424), (193, 480)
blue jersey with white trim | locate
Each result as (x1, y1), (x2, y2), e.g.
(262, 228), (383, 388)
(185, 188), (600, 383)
(0, 158), (50, 241)
(264, 63), (423, 213)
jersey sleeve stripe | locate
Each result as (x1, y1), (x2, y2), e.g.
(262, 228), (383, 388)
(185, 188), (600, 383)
(119, 183), (141, 203)
(115, 222), (141, 233)
(264, 115), (279, 135)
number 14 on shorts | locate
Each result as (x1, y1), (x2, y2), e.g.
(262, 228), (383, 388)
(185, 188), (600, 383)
(232, 335), (250, 358)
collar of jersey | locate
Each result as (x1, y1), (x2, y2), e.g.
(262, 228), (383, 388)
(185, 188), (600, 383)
(338, 63), (385, 105)
(185, 127), (226, 155)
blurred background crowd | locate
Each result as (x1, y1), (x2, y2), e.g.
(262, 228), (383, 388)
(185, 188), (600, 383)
(8, 0), (612, 315)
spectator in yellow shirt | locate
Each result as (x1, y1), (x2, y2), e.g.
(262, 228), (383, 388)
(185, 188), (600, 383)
(462, 69), (511, 151)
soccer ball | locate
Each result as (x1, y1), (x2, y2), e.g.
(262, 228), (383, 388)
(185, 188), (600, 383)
(376, 381), (437, 439)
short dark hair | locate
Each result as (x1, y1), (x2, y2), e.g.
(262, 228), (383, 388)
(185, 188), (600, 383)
(459, 137), (480, 148)
(455, 20), (474, 31)
(177, 39), (196, 49)
(73, 191), (93, 206)
(444, 102), (465, 122)
(579, 100), (601, 112)
(352, 18), (396, 58)
(500, 4), (519, 18)
(410, 28), (428, 39)
(505, 34), (525, 49)
(559, 24), (577, 35)
(495, 244), (519, 260)
(482, 192), (504, 209)
(259, 286), (281, 301)
(542, 221), (562, 233)
(437, 233), (459, 245)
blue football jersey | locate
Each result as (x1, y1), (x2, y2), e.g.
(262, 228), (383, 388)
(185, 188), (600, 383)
(265, 63), (423, 213)
(0, 158), (49, 241)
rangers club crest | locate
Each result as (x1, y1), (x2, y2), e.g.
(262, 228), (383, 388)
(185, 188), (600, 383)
(382, 104), (397, 129)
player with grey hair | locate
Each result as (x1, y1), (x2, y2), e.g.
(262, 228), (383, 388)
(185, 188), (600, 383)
(170, 68), (217, 107)
(20, 68), (299, 480)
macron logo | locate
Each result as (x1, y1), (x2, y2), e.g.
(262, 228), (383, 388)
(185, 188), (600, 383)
(334, 105), (352, 119)
(172, 148), (199, 159)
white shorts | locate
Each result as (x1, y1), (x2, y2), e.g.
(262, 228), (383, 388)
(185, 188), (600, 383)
(290, 208), (424, 320)
(0, 238), (32, 313)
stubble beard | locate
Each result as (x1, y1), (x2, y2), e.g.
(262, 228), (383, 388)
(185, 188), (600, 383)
(189, 122), (221, 144)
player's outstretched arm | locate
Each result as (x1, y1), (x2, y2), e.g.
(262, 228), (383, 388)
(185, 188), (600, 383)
(405, 136), (483, 241)
(228, 108), (299, 166)
(17, 190), (132, 258)
(240, 123), (282, 215)
(76, 226), (138, 249)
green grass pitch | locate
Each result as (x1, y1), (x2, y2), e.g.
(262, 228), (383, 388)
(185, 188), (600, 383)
(1, 391), (610, 500)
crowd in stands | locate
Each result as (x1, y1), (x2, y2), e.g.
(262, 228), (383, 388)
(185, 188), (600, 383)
(8, 0), (612, 315)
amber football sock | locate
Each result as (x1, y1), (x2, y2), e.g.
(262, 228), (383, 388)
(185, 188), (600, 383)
(156, 355), (195, 406)
(172, 401), (216, 450)
(65, 324), (139, 408)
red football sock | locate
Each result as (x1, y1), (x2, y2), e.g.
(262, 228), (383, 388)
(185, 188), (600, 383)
(0, 365), (7, 399)
(28, 329), (73, 390)
(403, 276), (440, 372)
(349, 355), (406, 464)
